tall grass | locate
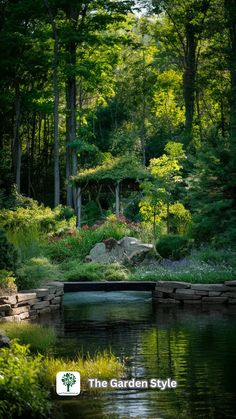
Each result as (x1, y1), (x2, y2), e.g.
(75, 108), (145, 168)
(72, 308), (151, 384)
(42, 351), (124, 393)
(16, 257), (63, 290)
(1, 323), (57, 353)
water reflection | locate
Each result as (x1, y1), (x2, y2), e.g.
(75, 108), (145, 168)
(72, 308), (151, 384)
(38, 292), (236, 418)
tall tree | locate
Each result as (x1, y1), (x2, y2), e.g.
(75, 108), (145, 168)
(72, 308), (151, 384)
(44, 0), (60, 206)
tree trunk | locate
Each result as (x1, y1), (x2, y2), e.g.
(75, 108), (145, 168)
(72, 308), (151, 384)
(167, 201), (170, 234)
(13, 79), (21, 192)
(53, 30), (60, 206)
(44, 0), (60, 207)
(225, 0), (236, 151)
(183, 22), (196, 146)
(65, 40), (77, 208)
(115, 182), (120, 216)
(76, 187), (82, 229)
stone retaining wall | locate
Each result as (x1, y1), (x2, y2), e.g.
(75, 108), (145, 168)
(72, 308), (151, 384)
(0, 282), (64, 322)
(152, 280), (236, 305)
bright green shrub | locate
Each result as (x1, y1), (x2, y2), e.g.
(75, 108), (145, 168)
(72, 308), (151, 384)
(0, 229), (18, 271)
(16, 257), (63, 290)
(63, 261), (128, 281)
(156, 235), (191, 260)
(0, 270), (17, 294)
(0, 342), (51, 418)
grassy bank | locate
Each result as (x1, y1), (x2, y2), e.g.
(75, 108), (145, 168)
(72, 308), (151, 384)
(0, 322), (124, 418)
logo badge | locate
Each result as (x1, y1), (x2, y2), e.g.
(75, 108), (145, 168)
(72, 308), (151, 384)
(56, 371), (80, 396)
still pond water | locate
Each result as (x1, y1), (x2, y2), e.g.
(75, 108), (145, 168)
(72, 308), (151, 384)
(39, 292), (236, 419)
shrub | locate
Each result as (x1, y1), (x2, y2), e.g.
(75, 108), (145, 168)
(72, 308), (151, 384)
(16, 257), (63, 290)
(56, 205), (75, 221)
(0, 270), (17, 295)
(0, 202), (69, 261)
(62, 261), (129, 281)
(0, 229), (18, 271)
(0, 324), (56, 353)
(156, 235), (191, 260)
(45, 215), (139, 263)
(0, 342), (51, 418)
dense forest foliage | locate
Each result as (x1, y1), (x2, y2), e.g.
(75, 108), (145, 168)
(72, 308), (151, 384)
(1, 0), (236, 247)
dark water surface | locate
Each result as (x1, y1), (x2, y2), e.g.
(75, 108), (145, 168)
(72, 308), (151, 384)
(39, 292), (236, 419)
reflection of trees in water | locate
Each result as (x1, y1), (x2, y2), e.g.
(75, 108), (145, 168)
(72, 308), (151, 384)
(140, 308), (236, 418)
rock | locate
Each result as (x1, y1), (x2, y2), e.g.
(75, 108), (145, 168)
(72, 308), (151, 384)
(195, 290), (209, 296)
(156, 281), (190, 290)
(32, 301), (50, 310)
(19, 312), (30, 320)
(43, 294), (55, 301)
(152, 291), (164, 298)
(0, 295), (17, 305)
(18, 298), (38, 307)
(86, 237), (154, 264)
(0, 315), (21, 322)
(37, 307), (51, 315)
(0, 304), (11, 312)
(50, 304), (60, 310)
(0, 334), (11, 348)
(191, 284), (228, 292)
(174, 290), (201, 300)
(224, 280), (236, 287)
(202, 297), (228, 303)
(17, 293), (37, 303)
(50, 296), (61, 304)
(224, 292), (236, 298)
(10, 306), (29, 315)
(29, 310), (37, 317)
(155, 285), (175, 293)
(33, 289), (49, 298)
(228, 299), (236, 304)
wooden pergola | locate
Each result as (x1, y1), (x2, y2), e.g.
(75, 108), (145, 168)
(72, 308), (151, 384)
(71, 156), (150, 228)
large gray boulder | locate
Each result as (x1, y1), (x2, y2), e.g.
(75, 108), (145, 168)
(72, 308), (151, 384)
(86, 237), (153, 264)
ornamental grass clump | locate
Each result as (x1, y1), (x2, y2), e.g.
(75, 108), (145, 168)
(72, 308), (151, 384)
(42, 351), (124, 393)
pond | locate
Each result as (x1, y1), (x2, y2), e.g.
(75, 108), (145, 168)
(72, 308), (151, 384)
(39, 292), (236, 419)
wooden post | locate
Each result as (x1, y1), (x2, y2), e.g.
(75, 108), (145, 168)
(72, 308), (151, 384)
(115, 182), (120, 216)
(76, 187), (82, 229)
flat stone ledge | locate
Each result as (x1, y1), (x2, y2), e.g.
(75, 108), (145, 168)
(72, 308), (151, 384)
(225, 280), (236, 287)
(32, 301), (50, 310)
(17, 293), (37, 303)
(191, 284), (228, 291)
(156, 281), (190, 289)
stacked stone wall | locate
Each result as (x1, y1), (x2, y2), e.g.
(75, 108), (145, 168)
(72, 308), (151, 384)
(0, 282), (64, 322)
(152, 280), (236, 305)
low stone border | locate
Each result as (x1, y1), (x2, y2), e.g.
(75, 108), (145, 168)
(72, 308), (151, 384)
(152, 280), (236, 305)
(0, 282), (64, 322)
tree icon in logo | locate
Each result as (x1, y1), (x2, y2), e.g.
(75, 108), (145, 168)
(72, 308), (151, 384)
(61, 372), (76, 392)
